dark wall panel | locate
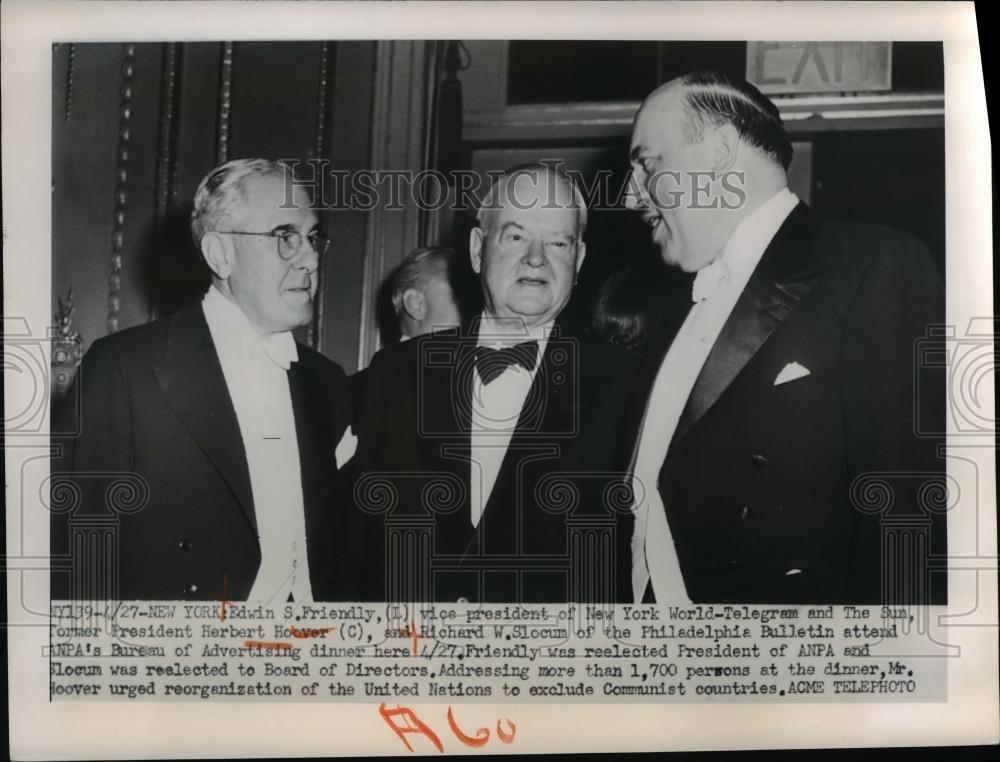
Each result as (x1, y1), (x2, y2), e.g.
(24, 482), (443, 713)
(229, 42), (324, 161)
(52, 43), (164, 351)
(173, 43), (224, 207)
(318, 41), (376, 372)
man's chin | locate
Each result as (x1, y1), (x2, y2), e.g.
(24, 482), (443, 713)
(497, 304), (563, 329)
(658, 243), (688, 270)
(279, 305), (314, 331)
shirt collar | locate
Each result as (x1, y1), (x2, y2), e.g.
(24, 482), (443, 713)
(202, 286), (298, 370)
(476, 313), (554, 344)
(717, 186), (799, 287)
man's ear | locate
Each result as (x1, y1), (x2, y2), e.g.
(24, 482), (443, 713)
(469, 227), (484, 275)
(200, 233), (233, 280)
(401, 288), (426, 321)
(575, 240), (587, 275)
(712, 122), (740, 173)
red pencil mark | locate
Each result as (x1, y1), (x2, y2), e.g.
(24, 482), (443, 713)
(243, 640), (295, 651)
(379, 703), (443, 753)
(496, 718), (516, 744)
(378, 705), (518, 752)
(447, 706), (489, 748)
(400, 619), (423, 656)
(289, 625), (336, 639)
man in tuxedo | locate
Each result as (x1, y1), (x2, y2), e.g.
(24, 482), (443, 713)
(51, 159), (352, 603)
(623, 71), (946, 605)
(350, 164), (637, 603)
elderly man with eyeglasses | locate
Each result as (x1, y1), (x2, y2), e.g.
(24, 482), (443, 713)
(51, 159), (353, 604)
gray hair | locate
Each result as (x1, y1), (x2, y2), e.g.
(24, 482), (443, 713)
(475, 163), (588, 239)
(189, 158), (296, 246)
(390, 246), (456, 316)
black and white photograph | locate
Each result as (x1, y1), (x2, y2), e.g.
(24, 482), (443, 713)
(3, 1), (995, 758)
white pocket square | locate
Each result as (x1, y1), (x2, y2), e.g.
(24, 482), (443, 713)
(334, 426), (358, 469)
(773, 362), (811, 386)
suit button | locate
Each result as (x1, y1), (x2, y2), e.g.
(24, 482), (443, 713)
(752, 453), (768, 467)
(727, 560), (741, 573)
(738, 505), (750, 520)
(184, 583), (198, 596)
(456, 597), (469, 604)
(178, 539), (194, 552)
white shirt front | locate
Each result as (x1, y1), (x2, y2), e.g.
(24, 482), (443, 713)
(202, 286), (312, 604)
(631, 187), (800, 602)
(469, 315), (551, 528)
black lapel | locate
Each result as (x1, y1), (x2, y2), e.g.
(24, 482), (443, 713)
(416, 329), (478, 555)
(671, 202), (824, 448)
(152, 303), (257, 536)
(287, 353), (340, 574)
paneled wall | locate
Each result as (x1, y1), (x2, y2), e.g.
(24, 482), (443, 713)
(51, 41), (380, 388)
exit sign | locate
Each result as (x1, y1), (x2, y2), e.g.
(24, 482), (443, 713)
(747, 42), (892, 94)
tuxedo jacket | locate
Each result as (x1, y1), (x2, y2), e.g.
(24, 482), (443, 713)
(346, 321), (639, 603)
(622, 203), (947, 605)
(50, 301), (352, 601)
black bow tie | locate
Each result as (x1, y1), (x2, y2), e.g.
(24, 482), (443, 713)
(474, 341), (539, 384)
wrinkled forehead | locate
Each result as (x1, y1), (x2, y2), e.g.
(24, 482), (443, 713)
(238, 174), (316, 229)
(491, 173), (580, 233)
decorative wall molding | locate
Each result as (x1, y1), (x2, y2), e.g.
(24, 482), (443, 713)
(155, 42), (180, 226)
(216, 42), (234, 165)
(52, 288), (83, 399)
(307, 41), (333, 351)
(107, 43), (135, 335)
(64, 43), (76, 123)
(464, 93), (945, 145)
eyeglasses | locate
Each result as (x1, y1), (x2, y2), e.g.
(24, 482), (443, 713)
(216, 229), (331, 259)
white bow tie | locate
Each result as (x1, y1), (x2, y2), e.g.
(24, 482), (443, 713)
(242, 329), (298, 370)
(692, 259), (731, 303)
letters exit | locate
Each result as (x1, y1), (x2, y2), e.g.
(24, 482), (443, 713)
(747, 42), (892, 95)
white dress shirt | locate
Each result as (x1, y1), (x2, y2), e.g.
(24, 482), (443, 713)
(632, 187), (800, 602)
(202, 286), (312, 604)
(469, 315), (552, 528)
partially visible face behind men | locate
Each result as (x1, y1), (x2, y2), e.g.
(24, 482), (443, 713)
(417, 268), (462, 335)
(627, 81), (720, 272)
(470, 171), (586, 328)
(224, 174), (320, 334)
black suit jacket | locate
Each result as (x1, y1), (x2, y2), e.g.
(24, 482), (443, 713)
(622, 203), (947, 605)
(50, 301), (352, 602)
(346, 320), (639, 603)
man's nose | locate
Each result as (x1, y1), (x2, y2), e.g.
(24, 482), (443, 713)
(624, 169), (648, 211)
(296, 239), (320, 273)
(523, 237), (546, 266)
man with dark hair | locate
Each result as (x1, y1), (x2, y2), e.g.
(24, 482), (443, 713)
(348, 164), (637, 604)
(623, 72), (946, 605)
(51, 158), (353, 603)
